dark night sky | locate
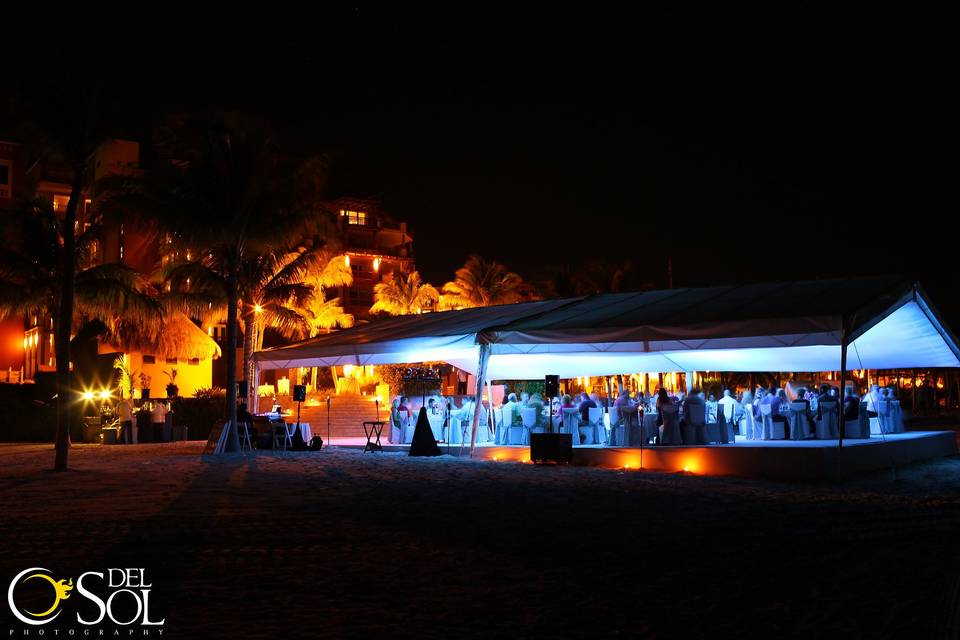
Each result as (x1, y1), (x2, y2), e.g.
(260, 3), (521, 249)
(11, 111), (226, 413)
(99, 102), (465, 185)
(4, 3), (959, 326)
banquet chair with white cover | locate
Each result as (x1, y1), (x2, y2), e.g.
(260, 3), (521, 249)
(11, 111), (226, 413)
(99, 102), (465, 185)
(683, 403), (707, 445)
(402, 414), (417, 444)
(711, 408), (734, 444)
(493, 407), (505, 444)
(520, 408), (537, 445)
(608, 407), (625, 446)
(561, 408), (580, 445)
(390, 411), (403, 444)
(891, 400), (905, 433)
(873, 400), (895, 435)
(759, 403), (784, 440)
(659, 404), (681, 445)
(815, 401), (838, 439)
(843, 404), (870, 438)
(584, 407), (604, 445)
(788, 402), (810, 440)
(739, 402), (759, 439)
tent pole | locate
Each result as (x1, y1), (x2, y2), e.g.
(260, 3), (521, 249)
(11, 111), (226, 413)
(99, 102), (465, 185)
(469, 344), (491, 457)
(838, 322), (848, 450)
(252, 362), (261, 414)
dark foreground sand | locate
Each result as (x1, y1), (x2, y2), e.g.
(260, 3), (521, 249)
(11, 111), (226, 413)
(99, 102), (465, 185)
(1, 442), (959, 639)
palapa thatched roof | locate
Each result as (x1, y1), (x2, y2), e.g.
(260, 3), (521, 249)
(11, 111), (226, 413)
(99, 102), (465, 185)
(103, 312), (221, 360)
(154, 313), (222, 360)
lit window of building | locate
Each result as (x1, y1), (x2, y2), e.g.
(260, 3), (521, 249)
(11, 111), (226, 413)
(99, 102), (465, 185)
(52, 194), (71, 212)
(340, 209), (368, 226)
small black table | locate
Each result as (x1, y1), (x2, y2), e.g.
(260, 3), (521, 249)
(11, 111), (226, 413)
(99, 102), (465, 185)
(362, 420), (386, 452)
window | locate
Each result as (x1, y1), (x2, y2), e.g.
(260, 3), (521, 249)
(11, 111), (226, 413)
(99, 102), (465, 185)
(0, 159), (10, 198)
(143, 355), (156, 364)
(188, 358), (200, 366)
(166, 357), (178, 365)
(53, 194), (71, 212)
(340, 209), (368, 226)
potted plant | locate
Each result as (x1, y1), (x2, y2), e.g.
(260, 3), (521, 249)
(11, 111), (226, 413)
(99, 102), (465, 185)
(139, 372), (152, 401)
(164, 368), (179, 398)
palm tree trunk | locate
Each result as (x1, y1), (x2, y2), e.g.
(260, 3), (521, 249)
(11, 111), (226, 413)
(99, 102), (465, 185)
(53, 168), (84, 471)
(242, 310), (255, 409)
(224, 257), (241, 451)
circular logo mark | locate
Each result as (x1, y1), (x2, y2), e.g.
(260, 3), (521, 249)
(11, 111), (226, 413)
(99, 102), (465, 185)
(7, 567), (73, 625)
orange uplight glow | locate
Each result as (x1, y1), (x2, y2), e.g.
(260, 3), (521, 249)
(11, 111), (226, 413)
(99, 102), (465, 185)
(344, 255), (350, 268)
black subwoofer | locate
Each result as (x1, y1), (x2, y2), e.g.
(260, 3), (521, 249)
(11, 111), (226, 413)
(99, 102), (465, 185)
(530, 433), (573, 465)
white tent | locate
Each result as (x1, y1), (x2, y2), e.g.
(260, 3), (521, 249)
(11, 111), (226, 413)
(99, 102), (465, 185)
(255, 277), (960, 378)
(254, 277), (959, 449)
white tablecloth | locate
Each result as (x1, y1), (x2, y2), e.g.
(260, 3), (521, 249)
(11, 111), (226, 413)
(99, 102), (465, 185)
(427, 413), (444, 440)
(285, 422), (312, 442)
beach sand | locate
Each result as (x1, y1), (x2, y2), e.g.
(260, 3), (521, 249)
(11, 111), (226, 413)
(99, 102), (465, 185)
(1, 442), (958, 638)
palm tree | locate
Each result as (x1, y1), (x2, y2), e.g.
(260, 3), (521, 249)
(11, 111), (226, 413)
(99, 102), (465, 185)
(370, 270), (439, 316)
(440, 255), (525, 309)
(305, 254), (354, 335)
(162, 242), (321, 408)
(102, 114), (331, 449)
(0, 200), (162, 433)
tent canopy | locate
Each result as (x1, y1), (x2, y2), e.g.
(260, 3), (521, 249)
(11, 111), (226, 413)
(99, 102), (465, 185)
(254, 277), (960, 378)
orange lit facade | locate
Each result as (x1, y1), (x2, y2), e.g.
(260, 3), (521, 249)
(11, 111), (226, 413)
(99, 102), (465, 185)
(0, 139), (219, 394)
(332, 197), (416, 321)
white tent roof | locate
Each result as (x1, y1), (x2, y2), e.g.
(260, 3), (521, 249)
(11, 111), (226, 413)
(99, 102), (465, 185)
(254, 277), (960, 377)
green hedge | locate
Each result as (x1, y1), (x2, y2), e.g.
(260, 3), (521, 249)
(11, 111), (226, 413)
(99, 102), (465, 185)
(170, 396), (225, 441)
(0, 376), (95, 442)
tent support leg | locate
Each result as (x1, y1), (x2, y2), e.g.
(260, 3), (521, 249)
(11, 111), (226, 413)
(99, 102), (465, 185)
(838, 323), (848, 450)
(252, 362), (261, 414)
(469, 344), (491, 457)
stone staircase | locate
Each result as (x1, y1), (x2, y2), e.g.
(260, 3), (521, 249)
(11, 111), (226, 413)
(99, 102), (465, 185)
(287, 395), (386, 439)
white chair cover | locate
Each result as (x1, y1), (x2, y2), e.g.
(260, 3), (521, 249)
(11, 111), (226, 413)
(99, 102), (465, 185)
(520, 407), (537, 445)
(788, 402), (809, 440)
(759, 403), (784, 440)
(705, 401), (719, 424)
(561, 408), (580, 445)
(684, 403), (706, 445)
(402, 415), (417, 444)
(815, 401), (838, 439)
(659, 405), (681, 445)
(739, 405), (759, 440)
(891, 400), (905, 433)
(608, 407), (624, 446)
(873, 400), (895, 435)
(586, 407), (604, 445)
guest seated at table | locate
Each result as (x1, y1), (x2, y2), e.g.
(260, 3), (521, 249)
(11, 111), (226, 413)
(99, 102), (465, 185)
(590, 392), (603, 411)
(577, 392), (596, 423)
(634, 391), (646, 409)
(864, 384), (880, 418)
(520, 391), (530, 407)
(614, 389), (634, 410)
(759, 386), (789, 430)
(718, 388), (738, 421)
(502, 393), (521, 426)
(549, 396), (560, 417)
(528, 392), (546, 427)
(655, 388), (672, 426)
(398, 396), (413, 423)
(681, 387), (705, 424)
(843, 386), (860, 420)
(558, 393), (576, 414)
(792, 387), (810, 408)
